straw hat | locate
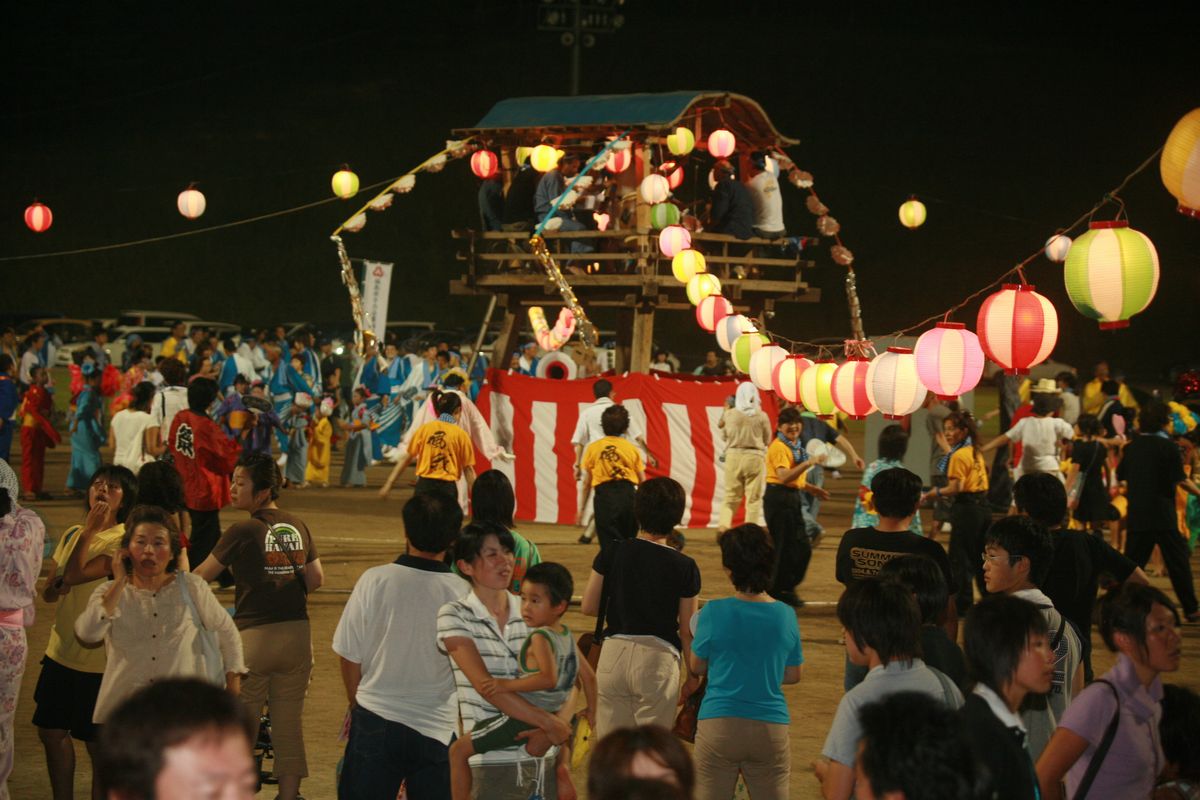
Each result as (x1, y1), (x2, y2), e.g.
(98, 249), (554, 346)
(1031, 377), (1061, 395)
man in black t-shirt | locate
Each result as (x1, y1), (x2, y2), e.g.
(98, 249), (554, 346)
(1013, 472), (1147, 681)
(1117, 401), (1200, 622)
(835, 467), (952, 690)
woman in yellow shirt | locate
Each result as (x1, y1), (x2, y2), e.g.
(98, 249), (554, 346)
(921, 409), (990, 615)
(578, 405), (645, 553)
(406, 390), (476, 505)
(763, 406), (828, 606)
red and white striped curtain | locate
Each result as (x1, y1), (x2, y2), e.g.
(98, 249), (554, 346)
(475, 370), (780, 528)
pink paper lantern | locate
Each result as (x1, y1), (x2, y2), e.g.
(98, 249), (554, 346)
(867, 347), (927, 420)
(772, 355), (813, 404)
(831, 358), (876, 419)
(658, 225), (692, 258)
(695, 294), (733, 332)
(749, 345), (788, 391)
(976, 284), (1058, 376)
(665, 165), (684, 190)
(707, 129), (736, 158)
(914, 322), (985, 400)
(470, 150), (499, 179)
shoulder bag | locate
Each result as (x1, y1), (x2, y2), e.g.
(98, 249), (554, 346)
(576, 540), (621, 669)
(1072, 680), (1121, 800)
(177, 574), (226, 686)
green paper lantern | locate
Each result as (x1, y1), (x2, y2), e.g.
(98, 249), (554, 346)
(731, 332), (771, 373)
(649, 203), (680, 230)
(1064, 221), (1160, 329)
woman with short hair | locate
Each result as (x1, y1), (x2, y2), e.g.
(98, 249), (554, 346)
(108, 381), (157, 474)
(690, 524), (802, 800)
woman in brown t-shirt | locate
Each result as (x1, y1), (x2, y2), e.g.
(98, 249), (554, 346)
(194, 453), (324, 800)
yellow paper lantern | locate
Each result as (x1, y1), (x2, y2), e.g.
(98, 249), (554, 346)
(898, 198), (926, 229)
(1161, 108), (1200, 218)
(331, 168), (360, 199)
(686, 273), (721, 306)
(530, 145), (562, 172)
(672, 249), (706, 283)
(515, 146), (534, 166)
(667, 127), (695, 156)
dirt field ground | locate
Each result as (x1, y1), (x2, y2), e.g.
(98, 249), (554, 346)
(8, 417), (1200, 799)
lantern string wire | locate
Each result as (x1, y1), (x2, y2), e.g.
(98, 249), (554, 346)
(0, 176), (403, 262)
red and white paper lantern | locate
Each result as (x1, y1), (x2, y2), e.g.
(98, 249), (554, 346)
(24, 202), (52, 233)
(470, 150), (499, 179)
(866, 347), (927, 419)
(748, 344), (788, 391)
(831, 357), (876, 419)
(695, 294), (733, 332)
(772, 355), (813, 404)
(914, 322), (985, 400)
(976, 284), (1058, 375)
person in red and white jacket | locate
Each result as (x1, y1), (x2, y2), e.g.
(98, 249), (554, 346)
(168, 378), (243, 584)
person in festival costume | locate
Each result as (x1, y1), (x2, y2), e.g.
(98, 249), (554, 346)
(214, 375), (252, 439)
(239, 391), (282, 459)
(577, 405), (644, 553)
(267, 344), (311, 460)
(379, 373), (511, 507)
(400, 389), (476, 505)
(67, 363), (105, 496)
(351, 339), (390, 463)
(374, 342), (414, 461)
(305, 398), (333, 488)
(0, 355), (17, 463)
(282, 392), (312, 489)
(341, 386), (376, 488)
(17, 366), (58, 501)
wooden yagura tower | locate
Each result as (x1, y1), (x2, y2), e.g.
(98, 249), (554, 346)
(451, 91), (820, 373)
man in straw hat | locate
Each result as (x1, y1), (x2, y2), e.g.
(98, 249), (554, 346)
(980, 377), (1074, 485)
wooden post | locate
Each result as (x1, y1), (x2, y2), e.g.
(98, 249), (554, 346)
(630, 302), (654, 373)
(490, 297), (520, 371)
(615, 307), (633, 373)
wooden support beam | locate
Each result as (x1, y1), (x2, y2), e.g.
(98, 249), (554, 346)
(490, 298), (521, 371)
(630, 302), (655, 373)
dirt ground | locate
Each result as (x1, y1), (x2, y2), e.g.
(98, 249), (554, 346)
(8, 418), (1200, 799)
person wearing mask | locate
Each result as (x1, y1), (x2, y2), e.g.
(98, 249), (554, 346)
(716, 383), (772, 532)
(195, 453), (323, 800)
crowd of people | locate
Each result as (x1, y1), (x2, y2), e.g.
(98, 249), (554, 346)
(0, 336), (1199, 799)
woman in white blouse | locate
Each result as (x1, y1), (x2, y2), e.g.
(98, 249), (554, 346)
(75, 505), (244, 724)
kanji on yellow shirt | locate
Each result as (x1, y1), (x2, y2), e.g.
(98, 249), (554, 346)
(407, 420), (475, 481)
(765, 439), (809, 489)
(947, 446), (988, 493)
(581, 436), (643, 486)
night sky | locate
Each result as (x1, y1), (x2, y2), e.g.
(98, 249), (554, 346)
(4, 1), (1198, 380)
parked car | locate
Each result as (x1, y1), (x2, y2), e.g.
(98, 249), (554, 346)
(116, 309), (199, 328)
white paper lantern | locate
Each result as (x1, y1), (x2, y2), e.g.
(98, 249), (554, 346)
(749, 345), (787, 391)
(1044, 234), (1072, 263)
(866, 347), (927, 419)
(639, 174), (671, 204)
(177, 188), (206, 219)
(716, 314), (755, 352)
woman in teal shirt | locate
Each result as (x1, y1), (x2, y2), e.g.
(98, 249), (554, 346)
(689, 524), (803, 800)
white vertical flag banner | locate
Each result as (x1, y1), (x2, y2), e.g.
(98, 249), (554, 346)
(361, 261), (394, 334)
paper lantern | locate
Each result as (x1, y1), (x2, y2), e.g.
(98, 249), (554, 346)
(659, 226), (692, 259)
(672, 249), (707, 283)
(1044, 234), (1072, 263)
(1063, 221), (1160, 329)
(686, 272), (721, 306)
(177, 188), (206, 219)
(649, 203), (680, 230)
(605, 148), (632, 174)
(667, 127), (695, 156)
(24, 202), (52, 233)
(716, 314), (756, 352)
(831, 358), (876, 419)
(530, 145), (561, 172)
(1161, 108), (1200, 218)
(665, 165), (684, 190)
(732, 332), (771, 373)
(707, 129), (736, 158)
(514, 146), (533, 166)
(898, 198), (926, 229)
(639, 174), (671, 204)
(332, 168), (360, 199)
(799, 359), (838, 416)
(867, 348), (927, 420)
(748, 345), (787, 391)
(470, 151), (499, 180)
(914, 322), (985, 401)
(772, 355), (813, 404)
(976, 284), (1058, 375)
(695, 294), (733, 332)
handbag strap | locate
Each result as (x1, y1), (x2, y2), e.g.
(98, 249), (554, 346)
(1072, 680), (1121, 800)
(176, 574), (206, 631)
(593, 540), (624, 641)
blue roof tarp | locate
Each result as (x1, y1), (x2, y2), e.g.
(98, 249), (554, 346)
(471, 91), (711, 130)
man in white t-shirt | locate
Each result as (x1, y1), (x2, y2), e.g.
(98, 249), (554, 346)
(746, 151), (786, 239)
(980, 381), (1074, 481)
(332, 495), (466, 798)
(571, 379), (655, 543)
(147, 358), (191, 457)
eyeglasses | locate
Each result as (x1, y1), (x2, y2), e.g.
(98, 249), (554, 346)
(981, 552), (1023, 565)
(90, 481), (124, 492)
